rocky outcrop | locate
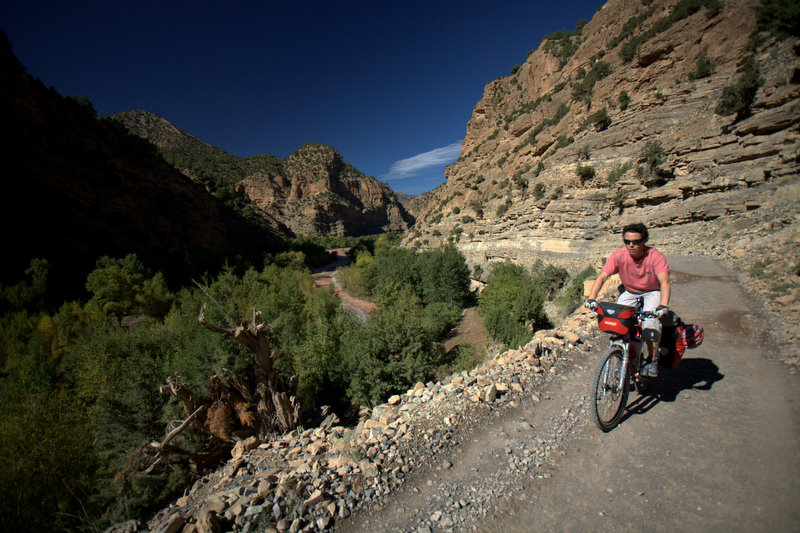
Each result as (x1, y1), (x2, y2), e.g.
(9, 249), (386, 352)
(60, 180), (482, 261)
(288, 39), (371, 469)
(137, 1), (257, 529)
(406, 0), (799, 277)
(239, 144), (415, 237)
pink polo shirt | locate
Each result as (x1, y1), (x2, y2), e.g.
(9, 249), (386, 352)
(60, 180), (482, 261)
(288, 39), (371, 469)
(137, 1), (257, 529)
(602, 246), (669, 293)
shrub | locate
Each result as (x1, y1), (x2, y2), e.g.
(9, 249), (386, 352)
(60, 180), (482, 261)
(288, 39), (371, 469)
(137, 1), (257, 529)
(577, 164), (596, 181)
(607, 161), (633, 185)
(478, 262), (550, 348)
(571, 61), (613, 102)
(588, 107), (612, 131)
(551, 135), (574, 156)
(556, 265), (598, 312)
(470, 200), (485, 218)
(461, 215), (475, 224)
(496, 199), (512, 217)
(437, 344), (484, 380)
(688, 46), (715, 80)
(531, 261), (569, 297)
(618, 91), (631, 110)
(715, 55), (763, 120)
(532, 183), (546, 199)
(542, 28), (580, 69)
(616, 0), (721, 63)
(452, 206), (461, 215)
(638, 140), (665, 169)
(511, 64), (521, 75)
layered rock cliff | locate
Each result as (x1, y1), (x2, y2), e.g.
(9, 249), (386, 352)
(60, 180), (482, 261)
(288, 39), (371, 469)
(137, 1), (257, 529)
(113, 111), (414, 238)
(406, 0), (799, 277)
(239, 143), (414, 237)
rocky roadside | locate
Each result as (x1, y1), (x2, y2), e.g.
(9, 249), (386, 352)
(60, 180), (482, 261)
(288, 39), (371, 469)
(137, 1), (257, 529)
(108, 303), (604, 533)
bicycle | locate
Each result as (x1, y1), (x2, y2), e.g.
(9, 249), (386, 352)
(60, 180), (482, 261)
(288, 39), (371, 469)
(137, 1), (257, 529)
(589, 299), (659, 432)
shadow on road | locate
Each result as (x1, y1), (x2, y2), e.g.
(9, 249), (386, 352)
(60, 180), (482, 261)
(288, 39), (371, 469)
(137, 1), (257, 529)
(620, 358), (725, 424)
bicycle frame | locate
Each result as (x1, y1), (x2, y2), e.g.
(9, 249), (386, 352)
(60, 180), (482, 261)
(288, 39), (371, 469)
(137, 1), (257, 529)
(608, 336), (646, 392)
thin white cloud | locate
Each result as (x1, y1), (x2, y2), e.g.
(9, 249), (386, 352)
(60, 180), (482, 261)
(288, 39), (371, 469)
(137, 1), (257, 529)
(385, 141), (462, 180)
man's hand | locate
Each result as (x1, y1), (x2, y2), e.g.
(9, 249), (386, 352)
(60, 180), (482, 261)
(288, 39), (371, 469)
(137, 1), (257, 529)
(585, 299), (598, 311)
(655, 305), (669, 317)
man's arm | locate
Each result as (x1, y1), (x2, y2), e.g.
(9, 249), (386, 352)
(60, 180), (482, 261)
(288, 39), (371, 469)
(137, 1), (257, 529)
(657, 270), (671, 306)
(587, 271), (611, 301)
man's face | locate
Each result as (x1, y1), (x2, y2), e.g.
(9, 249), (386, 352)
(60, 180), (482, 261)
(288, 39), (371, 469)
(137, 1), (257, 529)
(623, 231), (645, 259)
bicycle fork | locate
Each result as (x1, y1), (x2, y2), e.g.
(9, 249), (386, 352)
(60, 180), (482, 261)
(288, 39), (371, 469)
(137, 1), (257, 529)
(607, 340), (631, 393)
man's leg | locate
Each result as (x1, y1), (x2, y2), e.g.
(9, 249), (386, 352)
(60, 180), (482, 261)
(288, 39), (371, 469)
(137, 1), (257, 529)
(640, 291), (662, 377)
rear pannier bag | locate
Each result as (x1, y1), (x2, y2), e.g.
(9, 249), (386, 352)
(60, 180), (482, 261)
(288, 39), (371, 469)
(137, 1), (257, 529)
(683, 323), (704, 348)
(659, 320), (704, 368)
(596, 302), (636, 337)
(660, 324), (687, 368)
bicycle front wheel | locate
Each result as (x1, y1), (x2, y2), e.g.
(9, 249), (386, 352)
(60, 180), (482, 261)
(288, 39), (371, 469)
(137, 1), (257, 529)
(590, 346), (629, 432)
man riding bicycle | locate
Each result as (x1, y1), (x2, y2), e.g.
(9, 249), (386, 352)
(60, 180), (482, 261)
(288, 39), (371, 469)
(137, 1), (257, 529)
(585, 223), (671, 377)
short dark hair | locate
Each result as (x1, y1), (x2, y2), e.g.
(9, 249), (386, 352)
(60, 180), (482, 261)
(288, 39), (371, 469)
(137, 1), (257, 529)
(622, 222), (648, 242)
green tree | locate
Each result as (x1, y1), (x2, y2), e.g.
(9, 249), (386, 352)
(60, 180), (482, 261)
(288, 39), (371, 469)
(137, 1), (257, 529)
(85, 254), (173, 317)
(0, 258), (51, 310)
(414, 244), (470, 308)
(478, 262), (549, 348)
(346, 288), (443, 405)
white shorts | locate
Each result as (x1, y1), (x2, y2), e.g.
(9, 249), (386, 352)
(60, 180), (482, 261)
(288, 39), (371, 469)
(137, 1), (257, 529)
(617, 290), (661, 340)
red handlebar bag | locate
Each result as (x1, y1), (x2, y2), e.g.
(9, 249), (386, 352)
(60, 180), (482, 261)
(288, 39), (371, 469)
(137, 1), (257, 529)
(596, 302), (635, 336)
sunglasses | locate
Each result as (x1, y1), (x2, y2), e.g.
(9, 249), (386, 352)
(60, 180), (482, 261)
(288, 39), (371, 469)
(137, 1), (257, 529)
(623, 239), (644, 245)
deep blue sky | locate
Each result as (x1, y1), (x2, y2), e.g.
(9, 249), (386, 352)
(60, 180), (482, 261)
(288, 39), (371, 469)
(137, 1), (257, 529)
(2, 0), (602, 195)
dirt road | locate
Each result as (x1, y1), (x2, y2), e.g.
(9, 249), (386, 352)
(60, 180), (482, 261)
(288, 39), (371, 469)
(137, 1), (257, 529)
(337, 256), (800, 532)
(312, 249), (376, 320)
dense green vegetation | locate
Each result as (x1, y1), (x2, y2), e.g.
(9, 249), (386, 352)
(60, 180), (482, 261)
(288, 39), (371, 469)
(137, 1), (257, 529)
(478, 262), (567, 349)
(0, 238), (473, 531)
(754, 0), (800, 39)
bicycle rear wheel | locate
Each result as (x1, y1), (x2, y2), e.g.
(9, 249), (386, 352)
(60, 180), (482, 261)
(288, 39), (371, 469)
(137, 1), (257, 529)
(590, 346), (629, 432)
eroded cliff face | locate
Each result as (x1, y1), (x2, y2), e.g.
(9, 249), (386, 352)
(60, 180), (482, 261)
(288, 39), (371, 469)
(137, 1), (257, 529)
(238, 143), (413, 237)
(407, 0), (799, 276)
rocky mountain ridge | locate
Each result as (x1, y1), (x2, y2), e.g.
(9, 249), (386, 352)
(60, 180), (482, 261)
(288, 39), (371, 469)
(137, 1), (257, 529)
(113, 111), (414, 238)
